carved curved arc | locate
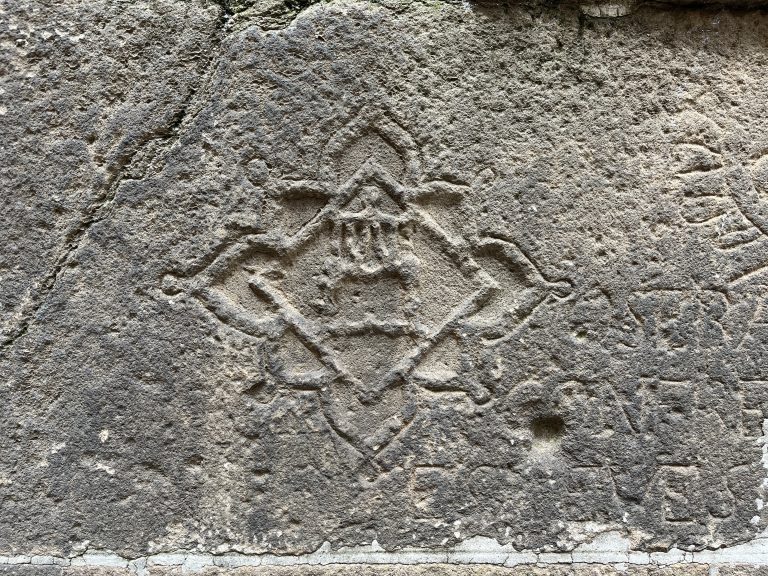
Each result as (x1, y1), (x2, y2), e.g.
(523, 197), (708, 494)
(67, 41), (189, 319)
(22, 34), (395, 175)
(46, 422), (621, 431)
(462, 237), (572, 339)
(196, 234), (287, 282)
(319, 107), (421, 186)
(727, 162), (768, 240)
(160, 234), (289, 338)
(193, 286), (285, 339)
(159, 237), (278, 291)
(474, 237), (540, 284)
(481, 237), (572, 295)
(264, 179), (333, 239)
(159, 230), (286, 290)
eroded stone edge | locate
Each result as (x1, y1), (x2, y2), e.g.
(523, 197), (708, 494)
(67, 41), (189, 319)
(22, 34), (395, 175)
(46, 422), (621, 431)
(5, 415), (766, 574)
(0, 417), (764, 573)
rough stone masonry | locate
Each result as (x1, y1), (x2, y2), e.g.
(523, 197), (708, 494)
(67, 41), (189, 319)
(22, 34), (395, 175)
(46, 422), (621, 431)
(4, 0), (768, 573)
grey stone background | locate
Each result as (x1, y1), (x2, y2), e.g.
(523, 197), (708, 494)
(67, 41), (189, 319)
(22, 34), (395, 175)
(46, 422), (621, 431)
(3, 0), (768, 572)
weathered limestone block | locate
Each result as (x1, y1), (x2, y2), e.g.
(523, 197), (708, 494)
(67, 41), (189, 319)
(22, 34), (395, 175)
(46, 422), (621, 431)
(3, 0), (768, 571)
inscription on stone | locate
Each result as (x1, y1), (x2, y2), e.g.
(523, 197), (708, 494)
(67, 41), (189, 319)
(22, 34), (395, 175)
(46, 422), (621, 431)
(5, 0), (768, 563)
(165, 109), (572, 455)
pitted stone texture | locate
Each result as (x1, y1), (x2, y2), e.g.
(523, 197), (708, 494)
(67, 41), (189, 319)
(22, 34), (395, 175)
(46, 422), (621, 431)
(4, 0), (768, 561)
(0, 0), (220, 345)
(0, 0), (220, 555)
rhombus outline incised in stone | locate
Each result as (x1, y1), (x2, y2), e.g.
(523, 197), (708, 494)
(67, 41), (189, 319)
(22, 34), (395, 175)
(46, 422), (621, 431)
(164, 109), (571, 456)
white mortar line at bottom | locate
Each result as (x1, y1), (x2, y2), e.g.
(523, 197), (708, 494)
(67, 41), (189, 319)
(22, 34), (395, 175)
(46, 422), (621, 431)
(4, 420), (768, 574)
(5, 533), (768, 575)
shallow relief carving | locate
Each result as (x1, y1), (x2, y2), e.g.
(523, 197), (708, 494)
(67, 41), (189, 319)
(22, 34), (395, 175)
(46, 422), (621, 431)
(152, 108), (768, 551)
(670, 110), (768, 288)
(599, 118), (768, 541)
(632, 111), (768, 544)
(164, 108), (572, 460)
(669, 111), (768, 383)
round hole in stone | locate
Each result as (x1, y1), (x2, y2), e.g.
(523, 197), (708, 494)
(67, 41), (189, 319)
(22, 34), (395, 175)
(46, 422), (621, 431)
(531, 415), (565, 445)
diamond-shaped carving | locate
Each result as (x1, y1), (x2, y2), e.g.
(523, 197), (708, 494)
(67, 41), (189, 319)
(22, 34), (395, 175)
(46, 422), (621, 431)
(164, 109), (571, 455)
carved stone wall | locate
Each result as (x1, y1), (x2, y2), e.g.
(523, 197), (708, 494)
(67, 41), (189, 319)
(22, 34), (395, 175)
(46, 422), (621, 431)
(3, 0), (768, 573)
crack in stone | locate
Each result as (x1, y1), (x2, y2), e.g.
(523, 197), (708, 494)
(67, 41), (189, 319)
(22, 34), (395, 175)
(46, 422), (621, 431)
(6, 0), (762, 358)
(0, 104), (191, 355)
(0, 3), (233, 357)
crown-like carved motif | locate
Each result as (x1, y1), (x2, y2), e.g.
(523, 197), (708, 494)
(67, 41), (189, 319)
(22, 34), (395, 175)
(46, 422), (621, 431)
(164, 108), (571, 458)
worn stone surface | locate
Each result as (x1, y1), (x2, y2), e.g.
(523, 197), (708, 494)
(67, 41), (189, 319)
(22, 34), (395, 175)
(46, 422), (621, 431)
(3, 0), (768, 565)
